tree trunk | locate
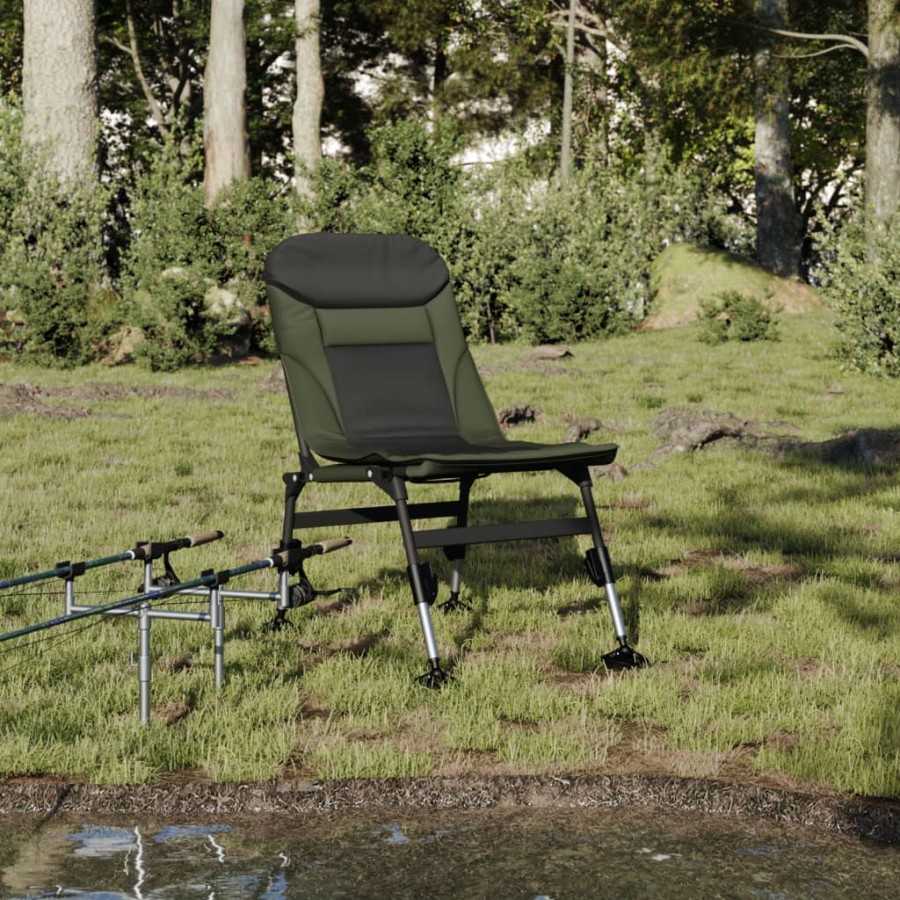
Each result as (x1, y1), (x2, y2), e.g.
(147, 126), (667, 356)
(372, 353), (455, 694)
(22, 0), (97, 186)
(754, 0), (801, 277)
(560, 0), (576, 180)
(576, 28), (609, 165)
(293, 0), (324, 203)
(203, 0), (250, 208)
(866, 0), (900, 224)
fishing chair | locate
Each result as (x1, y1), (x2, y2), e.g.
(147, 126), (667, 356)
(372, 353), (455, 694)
(263, 233), (647, 685)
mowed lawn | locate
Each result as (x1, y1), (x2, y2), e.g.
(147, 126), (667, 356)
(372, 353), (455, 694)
(0, 307), (898, 797)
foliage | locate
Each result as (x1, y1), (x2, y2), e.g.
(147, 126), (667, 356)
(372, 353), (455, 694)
(321, 0), (559, 161)
(819, 212), (900, 377)
(118, 139), (215, 370)
(307, 121), (733, 344)
(507, 151), (734, 343)
(120, 136), (294, 370)
(0, 97), (24, 237)
(505, 169), (636, 343)
(606, 0), (868, 273)
(697, 291), (781, 344)
(0, 102), (115, 366)
(306, 118), (496, 331)
(0, 6), (22, 97)
(97, 1), (294, 178)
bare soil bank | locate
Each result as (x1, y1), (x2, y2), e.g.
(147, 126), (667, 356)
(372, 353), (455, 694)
(1, 775), (897, 844)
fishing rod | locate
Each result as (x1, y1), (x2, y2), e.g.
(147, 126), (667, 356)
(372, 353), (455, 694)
(0, 531), (225, 591)
(0, 537), (351, 646)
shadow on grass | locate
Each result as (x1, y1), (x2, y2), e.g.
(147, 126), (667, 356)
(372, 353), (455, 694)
(628, 447), (900, 795)
(298, 488), (637, 665)
(639, 450), (900, 632)
(332, 493), (599, 593)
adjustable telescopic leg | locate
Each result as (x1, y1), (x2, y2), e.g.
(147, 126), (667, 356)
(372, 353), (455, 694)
(281, 472), (303, 547)
(210, 585), (225, 690)
(389, 476), (449, 687)
(578, 477), (648, 670)
(138, 602), (152, 725)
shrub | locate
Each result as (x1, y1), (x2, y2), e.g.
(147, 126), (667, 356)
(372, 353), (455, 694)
(0, 99), (25, 239)
(120, 137), (294, 370)
(307, 125), (731, 344)
(506, 167), (637, 342)
(305, 119), (514, 340)
(0, 102), (115, 365)
(819, 212), (900, 377)
(697, 291), (780, 344)
(506, 150), (732, 344)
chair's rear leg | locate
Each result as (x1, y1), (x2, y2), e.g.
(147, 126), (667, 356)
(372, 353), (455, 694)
(390, 477), (450, 686)
(578, 478), (648, 670)
(271, 472), (305, 631)
(445, 557), (466, 609)
(438, 478), (475, 613)
(439, 476), (474, 613)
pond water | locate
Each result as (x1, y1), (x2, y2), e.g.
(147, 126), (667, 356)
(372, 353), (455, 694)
(0, 805), (896, 899)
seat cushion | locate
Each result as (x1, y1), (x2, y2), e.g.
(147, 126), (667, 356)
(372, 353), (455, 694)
(311, 438), (619, 481)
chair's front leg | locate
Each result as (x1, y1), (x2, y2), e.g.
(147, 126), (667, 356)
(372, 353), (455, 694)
(388, 476), (450, 686)
(577, 477), (648, 670)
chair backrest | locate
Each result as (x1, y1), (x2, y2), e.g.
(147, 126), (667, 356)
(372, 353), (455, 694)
(264, 233), (505, 462)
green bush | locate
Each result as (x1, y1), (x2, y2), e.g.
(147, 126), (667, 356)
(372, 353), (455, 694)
(307, 125), (731, 344)
(306, 119), (515, 339)
(0, 99), (25, 239)
(0, 104), (747, 365)
(120, 138), (294, 370)
(0, 102), (115, 365)
(697, 291), (780, 344)
(506, 167), (636, 342)
(506, 150), (733, 344)
(819, 212), (900, 377)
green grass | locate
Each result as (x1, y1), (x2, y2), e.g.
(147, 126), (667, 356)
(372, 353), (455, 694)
(646, 242), (822, 329)
(0, 309), (898, 797)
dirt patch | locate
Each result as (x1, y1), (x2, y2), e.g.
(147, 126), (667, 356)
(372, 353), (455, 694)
(523, 345), (574, 362)
(633, 410), (900, 473)
(0, 383), (91, 420)
(0, 381), (235, 420)
(261, 363), (287, 391)
(647, 548), (805, 585)
(651, 409), (792, 454)
(497, 404), (541, 427)
(0, 774), (896, 842)
(562, 415), (604, 443)
(476, 360), (571, 379)
(641, 548), (806, 615)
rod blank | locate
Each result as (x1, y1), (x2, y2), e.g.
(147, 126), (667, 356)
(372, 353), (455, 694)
(0, 555), (276, 645)
(0, 530), (226, 591)
(0, 551), (136, 591)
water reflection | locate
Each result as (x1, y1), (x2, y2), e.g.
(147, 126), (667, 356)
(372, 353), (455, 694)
(0, 806), (896, 899)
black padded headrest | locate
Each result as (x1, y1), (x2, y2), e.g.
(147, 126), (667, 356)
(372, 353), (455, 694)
(264, 233), (450, 308)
